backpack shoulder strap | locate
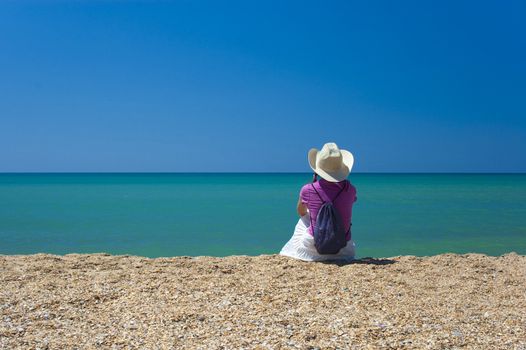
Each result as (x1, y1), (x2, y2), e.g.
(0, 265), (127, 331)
(312, 181), (347, 203)
(310, 184), (328, 202)
(332, 181), (348, 202)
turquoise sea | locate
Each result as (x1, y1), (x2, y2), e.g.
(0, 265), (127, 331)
(0, 173), (525, 258)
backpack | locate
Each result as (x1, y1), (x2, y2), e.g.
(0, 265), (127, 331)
(310, 183), (348, 254)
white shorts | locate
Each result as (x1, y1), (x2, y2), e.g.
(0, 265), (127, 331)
(279, 213), (356, 262)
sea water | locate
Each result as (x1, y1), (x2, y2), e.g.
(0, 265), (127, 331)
(0, 173), (525, 258)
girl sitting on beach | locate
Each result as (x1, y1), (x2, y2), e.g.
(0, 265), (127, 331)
(280, 142), (357, 261)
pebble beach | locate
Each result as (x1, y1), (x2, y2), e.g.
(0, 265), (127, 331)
(1, 253), (525, 349)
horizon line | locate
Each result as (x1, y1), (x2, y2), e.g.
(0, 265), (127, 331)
(1, 171), (525, 175)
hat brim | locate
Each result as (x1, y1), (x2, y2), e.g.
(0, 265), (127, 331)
(308, 148), (354, 182)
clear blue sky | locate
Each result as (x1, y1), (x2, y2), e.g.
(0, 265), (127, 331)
(1, 1), (525, 172)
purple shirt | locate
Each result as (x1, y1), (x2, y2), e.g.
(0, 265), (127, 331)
(300, 179), (357, 240)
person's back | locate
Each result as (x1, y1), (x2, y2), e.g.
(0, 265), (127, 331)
(300, 178), (357, 241)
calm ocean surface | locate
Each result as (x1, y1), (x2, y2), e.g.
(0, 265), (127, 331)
(1, 173), (525, 258)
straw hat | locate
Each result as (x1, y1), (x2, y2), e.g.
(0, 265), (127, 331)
(308, 142), (354, 182)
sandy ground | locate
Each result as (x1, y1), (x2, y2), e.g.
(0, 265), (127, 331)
(1, 253), (525, 350)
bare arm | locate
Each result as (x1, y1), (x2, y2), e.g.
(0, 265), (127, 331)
(297, 196), (307, 217)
